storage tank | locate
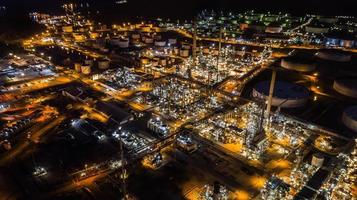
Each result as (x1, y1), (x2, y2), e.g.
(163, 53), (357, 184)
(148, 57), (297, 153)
(139, 26), (151, 32)
(173, 47), (179, 55)
(202, 48), (210, 54)
(281, 52), (315, 72)
(333, 79), (357, 98)
(311, 153), (324, 168)
(141, 58), (150, 66)
(154, 34), (162, 40)
(168, 38), (177, 45)
(340, 39), (355, 48)
(84, 59), (94, 67)
(248, 22), (266, 32)
(62, 25), (73, 33)
(182, 44), (191, 50)
(143, 37), (154, 44)
(179, 49), (189, 57)
(98, 59), (110, 69)
(342, 106), (357, 132)
(252, 81), (310, 108)
(265, 26), (283, 33)
(118, 38), (130, 48)
(154, 40), (166, 47)
(131, 33), (141, 40)
(305, 25), (329, 34)
(316, 49), (351, 62)
(159, 58), (167, 66)
(81, 64), (91, 75)
(74, 63), (82, 72)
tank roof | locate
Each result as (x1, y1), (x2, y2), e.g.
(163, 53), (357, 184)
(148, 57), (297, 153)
(254, 81), (310, 99)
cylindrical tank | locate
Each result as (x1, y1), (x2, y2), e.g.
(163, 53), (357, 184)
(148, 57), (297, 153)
(159, 59), (167, 66)
(81, 64), (91, 75)
(316, 50), (351, 62)
(202, 48), (210, 54)
(84, 59), (94, 67)
(342, 106), (357, 132)
(143, 37), (154, 44)
(141, 58), (150, 65)
(131, 33), (141, 40)
(154, 40), (166, 47)
(333, 79), (357, 98)
(281, 52), (315, 72)
(118, 38), (129, 48)
(305, 26), (329, 34)
(154, 35), (162, 40)
(340, 39), (355, 48)
(168, 38), (177, 45)
(179, 49), (189, 57)
(74, 63), (82, 72)
(173, 47), (179, 55)
(98, 59), (110, 69)
(311, 153), (324, 168)
(252, 81), (310, 108)
(62, 25), (73, 33)
(265, 26), (283, 33)
(182, 44), (191, 50)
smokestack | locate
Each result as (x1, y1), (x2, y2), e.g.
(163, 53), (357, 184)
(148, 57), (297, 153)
(192, 18), (197, 63)
(265, 69), (277, 119)
(216, 27), (223, 73)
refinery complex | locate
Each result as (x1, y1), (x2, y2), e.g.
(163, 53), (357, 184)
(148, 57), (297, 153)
(0, 2), (357, 200)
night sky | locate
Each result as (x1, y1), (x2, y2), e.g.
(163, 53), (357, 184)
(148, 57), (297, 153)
(1, 0), (357, 17)
(0, 0), (356, 41)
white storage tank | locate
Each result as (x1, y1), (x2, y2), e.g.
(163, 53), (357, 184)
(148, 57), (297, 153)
(84, 59), (94, 67)
(98, 59), (110, 69)
(281, 52), (315, 72)
(340, 39), (355, 48)
(252, 81), (310, 108)
(333, 79), (357, 98)
(179, 49), (189, 57)
(342, 106), (357, 132)
(173, 47), (179, 55)
(202, 48), (210, 54)
(316, 49), (351, 62)
(74, 63), (82, 72)
(305, 25), (329, 34)
(182, 44), (191, 50)
(131, 33), (141, 40)
(154, 40), (166, 47)
(265, 26), (283, 33)
(143, 37), (154, 44)
(81, 64), (91, 75)
(119, 39), (130, 48)
(311, 153), (324, 168)
(62, 25), (73, 33)
(159, 58), (167, 66)
(168, 38), (177, 45)
(154, 34), (162, 40)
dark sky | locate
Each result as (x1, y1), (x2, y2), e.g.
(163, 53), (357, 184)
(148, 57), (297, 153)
(1, 0), (357, 17)
(0, 0), (356, 41)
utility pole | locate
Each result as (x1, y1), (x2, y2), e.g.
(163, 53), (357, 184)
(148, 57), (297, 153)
(120, 134), (127, 200)
(189, 18), (197, 80)
(192, 18), (197, 64)
(216, 27), (223, 71)
(216, 27), (223, 83)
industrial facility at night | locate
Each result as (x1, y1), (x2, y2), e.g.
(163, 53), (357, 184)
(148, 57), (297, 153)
(0, 1), (356, 200)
